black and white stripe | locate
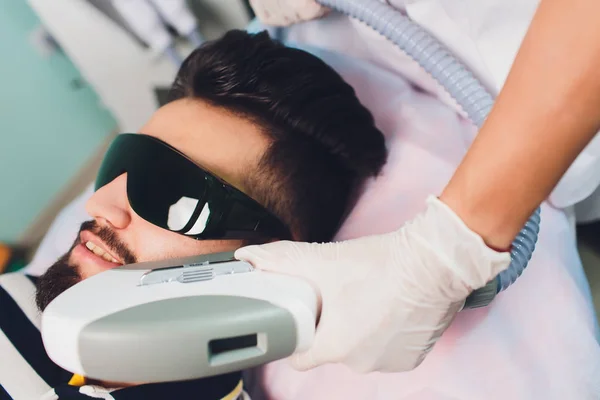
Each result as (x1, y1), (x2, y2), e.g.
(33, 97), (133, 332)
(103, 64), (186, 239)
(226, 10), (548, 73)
(0, 273), (249, 399)
(0, 384), (11, 400)
(0, 273), (71, 399)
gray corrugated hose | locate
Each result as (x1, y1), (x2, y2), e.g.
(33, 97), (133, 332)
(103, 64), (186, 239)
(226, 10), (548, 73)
(317, 0), (541, 308)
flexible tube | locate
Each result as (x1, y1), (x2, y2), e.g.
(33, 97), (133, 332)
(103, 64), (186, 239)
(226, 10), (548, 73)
(316, 0), (541, 302)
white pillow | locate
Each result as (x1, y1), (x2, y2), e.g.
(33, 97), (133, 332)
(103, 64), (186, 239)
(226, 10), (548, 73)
(23, 184), (93, 276)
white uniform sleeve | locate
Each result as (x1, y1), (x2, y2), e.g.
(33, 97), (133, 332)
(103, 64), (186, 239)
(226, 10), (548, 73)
(402, 0), (600, 211)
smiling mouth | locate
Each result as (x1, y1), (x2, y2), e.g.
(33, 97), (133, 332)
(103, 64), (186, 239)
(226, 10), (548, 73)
(84, 240), (121, 264)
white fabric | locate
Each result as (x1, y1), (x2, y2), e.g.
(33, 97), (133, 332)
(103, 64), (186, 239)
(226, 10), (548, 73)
(0, 276), (51, 400)
(0, 273), (41, 329)
(23, 184), (93, 277)
(0, 332), (50, 399)
(148, 0), (198, 36)
(111, 0), (172, 53)
(281, 0), (600, 214)
(236, 196), (511, 372)
(576, 184), (600, 223)
(111, 0), (197, 53)
(41, 386), (117, 400)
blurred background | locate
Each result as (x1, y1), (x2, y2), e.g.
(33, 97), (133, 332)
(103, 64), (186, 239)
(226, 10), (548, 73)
(1, 0), (599, 320)
(0, 0), (254, 271)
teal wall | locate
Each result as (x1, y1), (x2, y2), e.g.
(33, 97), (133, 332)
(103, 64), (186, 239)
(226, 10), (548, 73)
(0, 0), (116, 242)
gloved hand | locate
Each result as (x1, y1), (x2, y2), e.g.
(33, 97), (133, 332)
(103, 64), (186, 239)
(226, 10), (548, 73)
(249, 0), (329, 26)
(235, 196), (511, 373)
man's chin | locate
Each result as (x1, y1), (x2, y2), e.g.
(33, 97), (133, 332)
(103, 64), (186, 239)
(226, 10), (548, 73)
(35, 252), (81, 312)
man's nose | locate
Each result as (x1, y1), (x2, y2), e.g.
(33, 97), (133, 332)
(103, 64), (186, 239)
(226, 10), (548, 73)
(85, 174), (132, 229)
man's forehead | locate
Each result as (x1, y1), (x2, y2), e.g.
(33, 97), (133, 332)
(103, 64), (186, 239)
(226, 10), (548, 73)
(139, 98), (269, 191)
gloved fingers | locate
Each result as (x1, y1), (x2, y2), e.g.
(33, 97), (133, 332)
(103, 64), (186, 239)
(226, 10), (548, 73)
(235, 240), (349, 275)
(249, 0), (328, 26)
(420, 197), (512, 290)
(235, 241), (331, 291)
(249, 0), (287, 26)
(235, 241), (305, 270)
(289, 336), (344, 370)
(248, 0), (273, 22)
(289, 348), (321, 370)
(295, 0), (329, 20)
(287, 307), (343, 370)
(237, 195), (514, 373)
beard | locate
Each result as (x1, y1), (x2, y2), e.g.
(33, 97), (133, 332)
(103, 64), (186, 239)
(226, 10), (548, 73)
(35, 252), (80, 312)
(35, 220), (136, 312)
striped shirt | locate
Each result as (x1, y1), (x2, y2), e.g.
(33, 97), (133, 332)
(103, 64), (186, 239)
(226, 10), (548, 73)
(0, 273), (249, 400)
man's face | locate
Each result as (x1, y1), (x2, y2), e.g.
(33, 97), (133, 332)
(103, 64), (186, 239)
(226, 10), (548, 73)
(36, 99), (270, 311)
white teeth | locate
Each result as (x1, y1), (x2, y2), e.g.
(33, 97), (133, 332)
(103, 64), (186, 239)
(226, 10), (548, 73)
(85, 241), (118, 263)
(101, 253), (119, 263)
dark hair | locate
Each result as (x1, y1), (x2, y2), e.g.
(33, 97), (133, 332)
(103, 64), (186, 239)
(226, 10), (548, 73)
(169, 30), (387, 242)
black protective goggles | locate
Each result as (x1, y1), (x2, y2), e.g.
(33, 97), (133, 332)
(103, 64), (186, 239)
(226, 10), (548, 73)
(95, 134), (292, 241)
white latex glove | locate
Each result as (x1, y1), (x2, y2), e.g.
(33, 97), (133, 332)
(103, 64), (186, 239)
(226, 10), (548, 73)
(235, 196), (510, 373)
(249, 0), (329, 26)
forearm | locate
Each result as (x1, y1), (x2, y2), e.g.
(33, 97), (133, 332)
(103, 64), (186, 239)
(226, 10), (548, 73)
(440, 0), (600, 249)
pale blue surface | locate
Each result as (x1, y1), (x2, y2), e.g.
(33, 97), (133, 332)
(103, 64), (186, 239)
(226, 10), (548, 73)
(0, 0), (117, 242)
